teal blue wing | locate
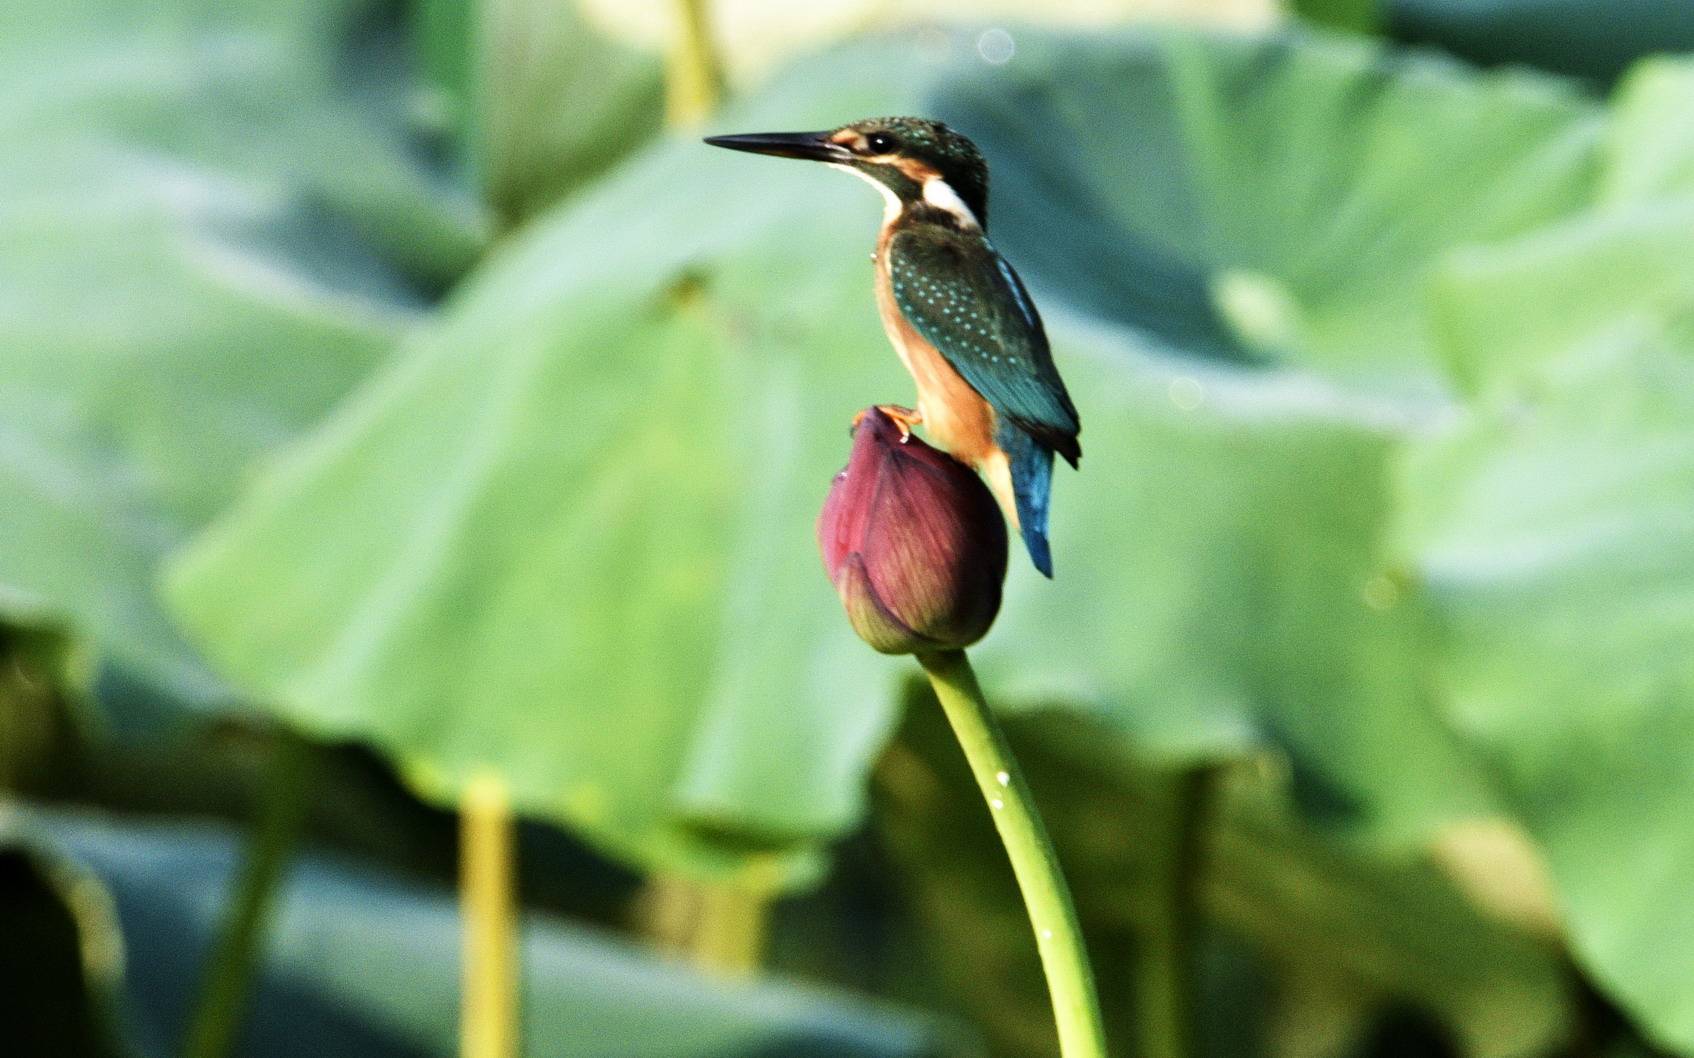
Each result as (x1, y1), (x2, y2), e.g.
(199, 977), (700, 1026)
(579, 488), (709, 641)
(887, 225), (1081, 466)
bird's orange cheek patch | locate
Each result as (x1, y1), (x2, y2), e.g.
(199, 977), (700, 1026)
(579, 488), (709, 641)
(893, 158), (941, 183)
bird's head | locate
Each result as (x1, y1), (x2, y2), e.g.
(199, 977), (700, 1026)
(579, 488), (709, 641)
(705, 117), (989, 228)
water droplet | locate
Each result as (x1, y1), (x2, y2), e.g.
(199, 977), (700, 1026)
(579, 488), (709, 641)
(990, 797), (1005, 810)
(1168, 375), (1204, 411)
(995, 770), (1009, 787)
(977, 29), (1015, 66)
(1362, 573), (1401, 611)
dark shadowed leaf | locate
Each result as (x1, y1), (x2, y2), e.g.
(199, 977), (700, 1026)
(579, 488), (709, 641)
(1387, 0), (1694, 85)
(0, 826), (129, 1058)
(21, 809), (959, 1058)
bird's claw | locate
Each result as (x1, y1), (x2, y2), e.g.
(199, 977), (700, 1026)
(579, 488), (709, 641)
(852, 404), (922, 441)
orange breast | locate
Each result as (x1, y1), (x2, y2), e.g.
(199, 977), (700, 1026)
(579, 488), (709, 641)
(873, 238), (998, 466)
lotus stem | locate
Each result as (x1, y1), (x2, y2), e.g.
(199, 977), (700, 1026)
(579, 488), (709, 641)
(461, 772), (519, 1058)
(918, 649), (1109, 1058)
(665, 0), (724, 127)
(1136, 765), (1212, 1058)
(184, 732), (313, 1058)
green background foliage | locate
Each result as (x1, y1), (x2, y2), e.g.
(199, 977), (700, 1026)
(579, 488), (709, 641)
(2, 0), (1692, 1055)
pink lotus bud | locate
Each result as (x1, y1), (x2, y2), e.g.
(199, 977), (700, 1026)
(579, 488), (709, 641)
(818, 408), (1007, 654)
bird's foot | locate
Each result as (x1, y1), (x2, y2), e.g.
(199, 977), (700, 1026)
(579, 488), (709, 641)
(852, 404), (923, 441)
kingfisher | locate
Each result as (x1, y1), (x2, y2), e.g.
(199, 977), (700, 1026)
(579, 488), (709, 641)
(705, 117), (1081, 577)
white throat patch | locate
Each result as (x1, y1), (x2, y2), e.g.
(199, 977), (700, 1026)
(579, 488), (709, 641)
(922, 177), (981, 230)
(830, 162), (901, 225)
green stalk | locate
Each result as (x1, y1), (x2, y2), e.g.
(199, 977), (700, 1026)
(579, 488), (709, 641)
(695, 881), (769, 977)
(641, 873), (773, 978)
(665, 0), (724, 127)
(1135, 767), (1211, 1058)
(460, 772), (519, 1058)
(917, 649), (1109, 1058)
(183, 733), (313, 1058)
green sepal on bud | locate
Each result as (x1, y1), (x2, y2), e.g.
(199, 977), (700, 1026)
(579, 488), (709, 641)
(818, 408), (1007, 654)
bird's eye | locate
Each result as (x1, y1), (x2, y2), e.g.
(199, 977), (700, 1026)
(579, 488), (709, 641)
(865, 132), (897, 154)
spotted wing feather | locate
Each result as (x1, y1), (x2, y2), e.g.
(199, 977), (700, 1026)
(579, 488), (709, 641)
(887, 225), (1081, 466)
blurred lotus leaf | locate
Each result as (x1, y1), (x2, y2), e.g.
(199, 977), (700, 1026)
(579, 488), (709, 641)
(1405, 107), (1694, 1053)
(0, 0), (668, 703)
(1401, 305), (1694, 1051)
(0, 0), (487, 701)
(470, 0), (665, 226)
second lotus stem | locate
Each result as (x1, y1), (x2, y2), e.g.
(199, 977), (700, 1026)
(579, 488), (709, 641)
(461, 772), (519, 1058)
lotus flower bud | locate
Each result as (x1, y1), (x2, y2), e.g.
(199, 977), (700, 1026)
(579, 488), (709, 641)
(818, 408), (1007, 654)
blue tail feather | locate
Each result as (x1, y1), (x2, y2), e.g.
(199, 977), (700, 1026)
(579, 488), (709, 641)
(999, 425), (1056, 578)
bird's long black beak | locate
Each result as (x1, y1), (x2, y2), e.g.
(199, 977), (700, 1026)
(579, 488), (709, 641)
(703, 131), (848, 163)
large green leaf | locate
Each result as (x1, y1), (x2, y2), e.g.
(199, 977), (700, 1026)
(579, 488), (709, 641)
(167, 51), (924, 874)
(1404, 81), (1694, 1039)
(1400, 309), (1694, 1049)
(409, 0), (666, 227)
(1424, 57), (1694, 394)
(1290, 0), (1381, 35)
(166, 25), (1627, 875)
(0, 171), (413, 699)
(1601, 57), (1694, 205)
(1429, 200), (1694, 394)
(939, 29), (1599, 391)
(0, 0), (486, 699)
(472, 0), (664, 226)
(17, 808), (956, 1058)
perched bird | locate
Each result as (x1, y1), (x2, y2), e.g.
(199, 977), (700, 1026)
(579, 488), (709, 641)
(705, 118), (1081, 577)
